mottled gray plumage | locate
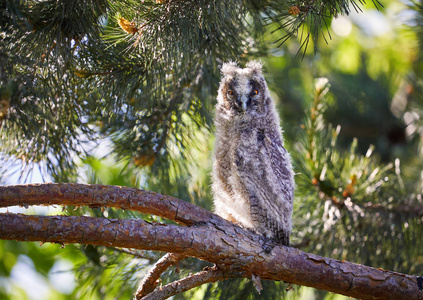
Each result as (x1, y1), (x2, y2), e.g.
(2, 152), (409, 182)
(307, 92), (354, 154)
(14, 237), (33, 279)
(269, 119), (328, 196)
(212, 61), (295, 246)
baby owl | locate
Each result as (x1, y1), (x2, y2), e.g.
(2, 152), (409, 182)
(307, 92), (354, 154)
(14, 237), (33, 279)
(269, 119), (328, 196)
(212, 61), (295, 246)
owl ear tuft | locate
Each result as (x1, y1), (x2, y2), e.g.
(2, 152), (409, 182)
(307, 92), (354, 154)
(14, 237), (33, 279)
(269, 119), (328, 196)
(221, 61), (239, 76)
(246, 60), (263, 74)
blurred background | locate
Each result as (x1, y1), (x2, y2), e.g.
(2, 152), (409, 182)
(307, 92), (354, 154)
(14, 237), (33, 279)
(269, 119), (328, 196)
(1, 0), (422, 299)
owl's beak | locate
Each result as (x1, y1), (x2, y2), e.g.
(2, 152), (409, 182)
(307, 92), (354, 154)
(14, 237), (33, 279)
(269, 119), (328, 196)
(240, 95), (248, 112)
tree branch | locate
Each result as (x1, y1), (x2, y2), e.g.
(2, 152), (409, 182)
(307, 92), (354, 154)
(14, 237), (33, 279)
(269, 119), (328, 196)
(140, 267), (227, 300)
(0, 183), (216, 226)
(135, 253), (187, 299)
(0, 211), (422, 300)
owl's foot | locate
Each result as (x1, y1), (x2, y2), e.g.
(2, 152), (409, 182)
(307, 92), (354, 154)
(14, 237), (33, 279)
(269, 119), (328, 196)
(261, 234), (290, 254)
(261, 236), (277, 254)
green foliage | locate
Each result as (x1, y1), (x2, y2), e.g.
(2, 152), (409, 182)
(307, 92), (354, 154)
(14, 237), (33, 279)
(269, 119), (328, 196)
(179, 278), (299, 300)
(292, 79), (422, 274)
(264, 0), (383, 54)
(73, 246), (154, 299)
(0, 240), (85, 299)
(0, 0), (106, 181)
(0, 0), (384, 182)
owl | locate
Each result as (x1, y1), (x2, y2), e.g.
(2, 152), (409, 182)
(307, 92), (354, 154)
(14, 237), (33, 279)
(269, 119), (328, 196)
(212, 61), (295, 246)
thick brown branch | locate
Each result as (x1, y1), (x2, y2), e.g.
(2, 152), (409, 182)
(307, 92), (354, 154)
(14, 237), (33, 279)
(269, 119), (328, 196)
(0, 183), (216, 226)
(0, 213), (421, 300)
(140, 268), (228, 300)
(135, 253), (187, 299)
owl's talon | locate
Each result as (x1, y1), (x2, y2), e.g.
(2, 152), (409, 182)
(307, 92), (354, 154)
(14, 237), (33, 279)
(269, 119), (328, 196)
(264, 245), (274, 254)
(261, 236), (277, 254)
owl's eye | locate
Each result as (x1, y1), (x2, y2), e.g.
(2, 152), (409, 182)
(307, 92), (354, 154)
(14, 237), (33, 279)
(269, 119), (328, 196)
(252, 89), (259, 95)
(227, 90), (234, 96)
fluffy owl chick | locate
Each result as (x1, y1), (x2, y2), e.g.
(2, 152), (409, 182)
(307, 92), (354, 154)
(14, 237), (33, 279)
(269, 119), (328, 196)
(212, 61), (295, 246)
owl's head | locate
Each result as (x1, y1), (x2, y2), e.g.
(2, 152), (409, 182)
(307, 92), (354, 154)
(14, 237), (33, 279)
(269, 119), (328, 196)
(217, 61), (270, 115)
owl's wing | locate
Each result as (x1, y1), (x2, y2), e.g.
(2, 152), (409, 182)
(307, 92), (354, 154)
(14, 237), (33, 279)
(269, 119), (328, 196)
(264, 130), (295, 202)
(235, 129), (294, 245)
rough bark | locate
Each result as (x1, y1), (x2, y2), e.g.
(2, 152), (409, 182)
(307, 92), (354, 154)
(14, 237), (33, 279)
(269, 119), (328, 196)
(0, 183), (212, 225)
(0, 183), (422, 300)
(135, 253), (187, 299)
(140, 268), (228, 300)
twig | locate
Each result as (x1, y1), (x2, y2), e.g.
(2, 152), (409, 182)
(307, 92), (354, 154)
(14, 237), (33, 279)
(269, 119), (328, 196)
(135, 253), (187, 299)
(140, 267), (227, 300)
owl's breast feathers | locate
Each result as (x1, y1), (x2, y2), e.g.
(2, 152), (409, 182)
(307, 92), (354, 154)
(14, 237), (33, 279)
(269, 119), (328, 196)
(233, 124), (294, 245)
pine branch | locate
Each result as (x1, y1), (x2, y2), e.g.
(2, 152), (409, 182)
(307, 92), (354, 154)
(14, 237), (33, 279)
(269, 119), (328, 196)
(139, 267), (227, 300)
(0, 183), (213, 226)
(265, 0), (383, 53)
(0, 183), (422, 300)
(0, 213), (422, 299)
(3, 183), (421, 223)
(1, 0), (387, 181)
(135, 253), (187, 299)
